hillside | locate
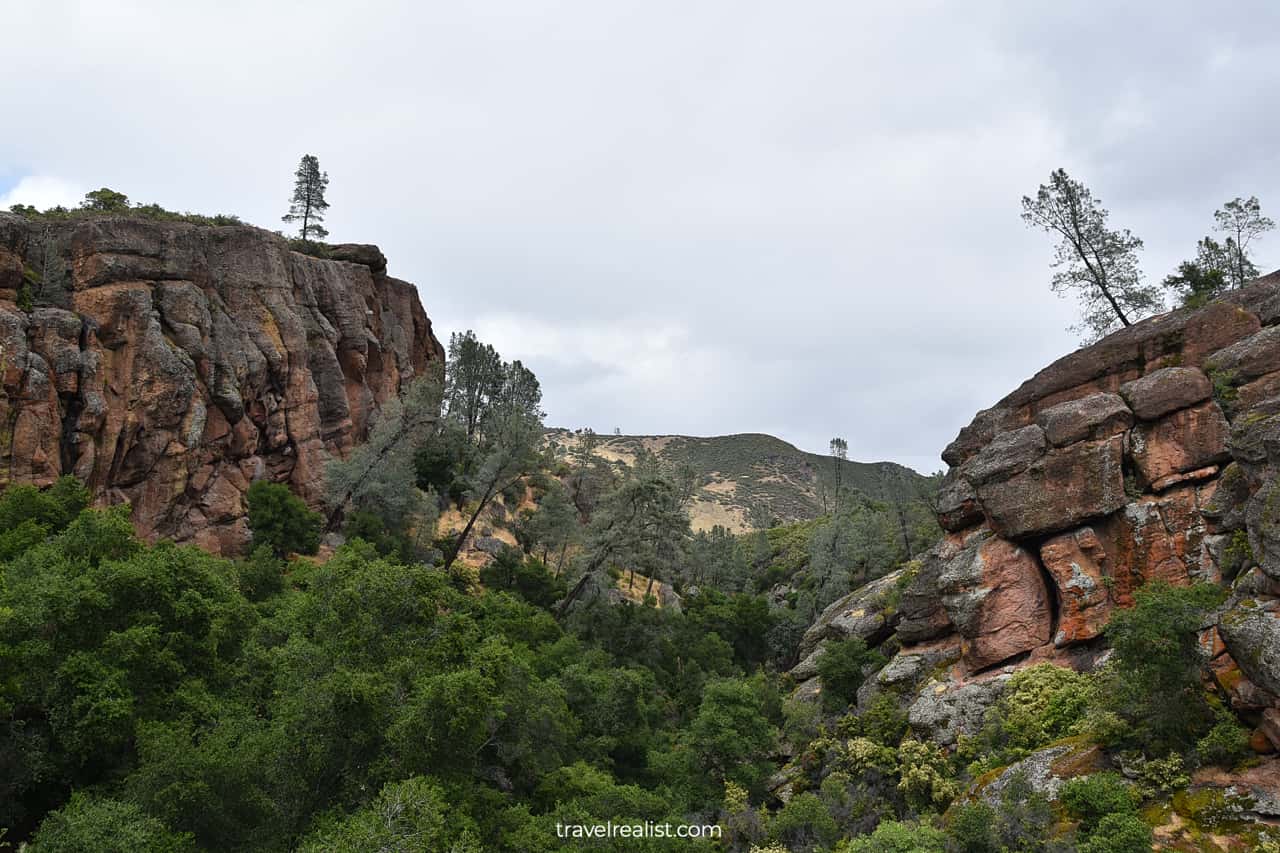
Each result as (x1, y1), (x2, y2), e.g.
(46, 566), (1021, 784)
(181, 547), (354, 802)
(545, 428), (932, 532)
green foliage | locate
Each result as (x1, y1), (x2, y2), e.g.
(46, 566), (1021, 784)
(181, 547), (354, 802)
(1196, 701), (1252, 767)
(836, 819), (947, 852)
(81, 187), (131, 211)
(480, 548), (567, 608)
(895, 738), (959, 812)
(282, 154), (330, 241)
(685, 675), (778, 788)
(968, 664), (1093, 768)
(1076, 812), (1153, 853)
(0, 476), (90, 560)
(236, 545), (286, 600)
(1060, 772), (1140, 833)
(770, 791), (840, 851)
(817, 636), (885, 711)
(29, 793), (193, 852)
(246, 480), (321, 557)
(947, 801), (997, 853)
(1022, 168), (1163, 341)
(1163, 257), (1226, 308)
(9, 189), (241, 225)
(296, 776), (481, 852)
(16, 278), (33, 312)
(1101, 581), (1225, 753)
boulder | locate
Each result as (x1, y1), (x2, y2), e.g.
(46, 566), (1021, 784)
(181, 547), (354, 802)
(897, 539), (960, 644)
(797, 567), (906, 661)
(1094, 485), (1217, 602)
(975, 742), (1106, 806)
(1206, 325), (1280, 385)
(1218, 599), (1280, 697)
(1035, 392), (1132, 447)
(1228, 408), (1280, 483)
(936, 470), (983, 532)
(1246, 480), (1280, 580)
(326, 243), (388, 273)
(959, 424), (1045, 486)
(1127, 401), (1230, 487)
(977, 435), (1127, 540)
(1119, 366), (1213, 420)
(856, 637), (962, 709)
(1040, 527), (1112, 646)
(907, 673), (1008, 748)
(937, 533), (1051, 671)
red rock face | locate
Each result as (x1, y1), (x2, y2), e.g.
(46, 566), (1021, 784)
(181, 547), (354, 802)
(913, 271), (1280, 679)
(958, 536), (1052, 670)
(0, 214), (443, 554)
(1039, 527), (1111, 646)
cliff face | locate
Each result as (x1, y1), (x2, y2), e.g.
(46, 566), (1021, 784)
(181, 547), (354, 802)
(794, 272), (1280, 752)
(0, 214), (443, 554)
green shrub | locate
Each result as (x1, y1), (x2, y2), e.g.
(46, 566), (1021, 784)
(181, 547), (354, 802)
(816, 636), (885, 711)
(479, 548), (566, 608)
(1102, 581), (1225, 753)
(30, 793), (193, 852)
(246, 480), (322, 557)
(1196, 702), (1251, 767)
(237, 545), (286, 600)
(1060, 772), (1139, 833)
(836, 819), (947, 852)
(999, 663), (1092, 750)
(947, 801), (997, 852)
(1077, 812), (1153, 853)
(768, 791), (839, 850)
(896, 738), (959, 812)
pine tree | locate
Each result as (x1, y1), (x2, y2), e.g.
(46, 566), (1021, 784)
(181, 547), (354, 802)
(282, 154), (330, 242)
(1022, 169), (1163, 341)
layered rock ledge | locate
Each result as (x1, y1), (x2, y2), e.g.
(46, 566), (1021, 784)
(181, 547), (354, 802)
(794, 271), (1280, 753)
(0, 214), (443, 553)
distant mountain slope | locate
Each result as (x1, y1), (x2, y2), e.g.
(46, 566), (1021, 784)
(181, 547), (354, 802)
(545, 429), (932, 532)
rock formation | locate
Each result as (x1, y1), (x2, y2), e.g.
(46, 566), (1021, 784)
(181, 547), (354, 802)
(794, 271), (1280, 753)
(0, 214), (443, 553)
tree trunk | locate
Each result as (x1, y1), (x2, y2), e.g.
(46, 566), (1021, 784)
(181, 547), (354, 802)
(442, 481), (499, 572)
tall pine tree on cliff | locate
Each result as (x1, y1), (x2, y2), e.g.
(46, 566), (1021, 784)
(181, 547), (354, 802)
(1022, 169), (1163, 342)
(282, 154), (330, 242)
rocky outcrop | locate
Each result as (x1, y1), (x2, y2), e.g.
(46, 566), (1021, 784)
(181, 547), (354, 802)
(792, 271), (1280, 755)
(0, 214), (443, 553)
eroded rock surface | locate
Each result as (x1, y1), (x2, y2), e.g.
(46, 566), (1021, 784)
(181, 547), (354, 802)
(0, 214), (443, 553)
(792, 270), (1280, 758)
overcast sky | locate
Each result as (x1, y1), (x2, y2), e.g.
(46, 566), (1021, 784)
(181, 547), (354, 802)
(4, 2), (1279, 473)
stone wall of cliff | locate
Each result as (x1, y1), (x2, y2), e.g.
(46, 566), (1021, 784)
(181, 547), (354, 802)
(0, 214), (444, 554)
(793, 271), (1280, 754)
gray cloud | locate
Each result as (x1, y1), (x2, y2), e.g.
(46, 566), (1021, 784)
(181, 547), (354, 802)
(4, 1), (1279, 474)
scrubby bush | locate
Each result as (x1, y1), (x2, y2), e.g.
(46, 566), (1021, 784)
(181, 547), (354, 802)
(817, 636), (885, 711)
(30, 794), (193, 852)
(1077, 812), (1152, 853)
(1102, 581), (1225, 753)
(246, 480), (322, 557)
(769, 791), (840, 852)
(837, 819), (947, 852)
(1060, 772), (1139, 833)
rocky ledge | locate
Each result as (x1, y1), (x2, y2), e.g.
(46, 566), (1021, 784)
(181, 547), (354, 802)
(794, 271), (1280, 753)
(0, 214), (443, 553)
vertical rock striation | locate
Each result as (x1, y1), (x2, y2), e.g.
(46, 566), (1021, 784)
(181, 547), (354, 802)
(0, 214), (443, 554)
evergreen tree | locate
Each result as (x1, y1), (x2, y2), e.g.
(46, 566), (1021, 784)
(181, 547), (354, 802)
(282, 154), (330, 242)
(1213, 196), (1274, 289)
(1022, 169), (1163, 341)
